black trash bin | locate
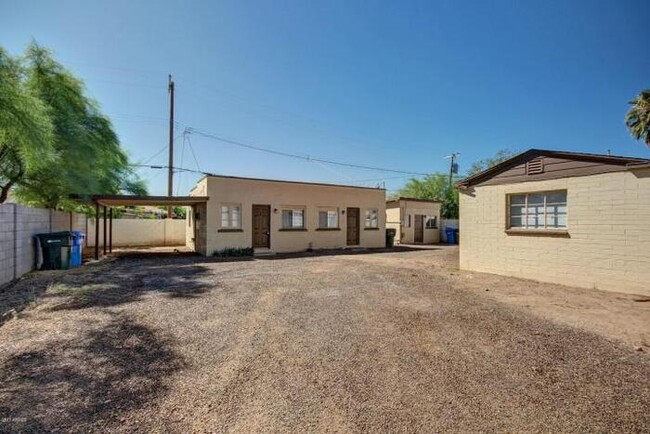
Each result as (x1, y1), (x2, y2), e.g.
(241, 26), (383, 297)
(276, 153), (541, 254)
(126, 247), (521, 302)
(36, 231), (73, 270)
(386, 228), (396, 248)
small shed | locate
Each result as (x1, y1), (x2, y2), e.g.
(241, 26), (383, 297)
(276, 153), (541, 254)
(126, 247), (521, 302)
(386, 197), (441, 244)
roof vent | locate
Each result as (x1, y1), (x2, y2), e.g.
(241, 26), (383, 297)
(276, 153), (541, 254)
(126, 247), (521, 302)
(526, 158), (544, 175)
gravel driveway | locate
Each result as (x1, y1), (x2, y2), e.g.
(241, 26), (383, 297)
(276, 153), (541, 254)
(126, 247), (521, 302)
(1, 246), (649, 432)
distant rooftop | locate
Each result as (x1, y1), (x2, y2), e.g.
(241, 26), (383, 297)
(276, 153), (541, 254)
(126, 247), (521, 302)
(196, 173), (386, 191)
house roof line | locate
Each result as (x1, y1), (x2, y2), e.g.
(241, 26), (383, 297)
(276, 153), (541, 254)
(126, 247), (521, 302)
(457, 149), (650, 189)
(70, 194), (210, 207)
(198, 174), (386, 191)
(386, 197), (442, 204)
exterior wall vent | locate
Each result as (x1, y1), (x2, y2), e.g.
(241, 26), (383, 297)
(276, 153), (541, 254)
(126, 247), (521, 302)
(526, 158), (544, 175)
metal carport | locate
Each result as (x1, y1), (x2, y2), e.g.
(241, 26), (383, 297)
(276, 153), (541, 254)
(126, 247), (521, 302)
(88, 195), (209, 260)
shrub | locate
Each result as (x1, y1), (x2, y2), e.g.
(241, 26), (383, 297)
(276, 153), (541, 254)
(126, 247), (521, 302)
(212, 247), (254, 257)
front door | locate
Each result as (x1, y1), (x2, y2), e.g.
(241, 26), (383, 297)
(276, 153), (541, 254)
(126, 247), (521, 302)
(414, 214), (424, 243)
(346, 207), (360, 246)
(252, 205), (271, 248)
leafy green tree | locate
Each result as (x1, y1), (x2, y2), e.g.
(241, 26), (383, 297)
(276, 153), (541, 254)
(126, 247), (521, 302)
(0, 47), (53, 203)
(396, 173), (459, 218)
(173, 206), (187, 219)
(626, 90), (650, 146)
(466, 149), (518, 177)
(12, 43), (146, 210)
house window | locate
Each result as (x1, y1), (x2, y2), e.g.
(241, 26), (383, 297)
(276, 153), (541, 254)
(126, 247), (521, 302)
(318, 208), (338, 228)
(282, 208), (305, 229)
(508, 191), (567, 229)
(365, 208), (379, 228)
(220, 204), (241, 228)
(404, 214), (411, 228)
(425, 216), (437, 229)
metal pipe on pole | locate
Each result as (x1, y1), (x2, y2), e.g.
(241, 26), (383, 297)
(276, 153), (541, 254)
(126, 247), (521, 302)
(445, 153), (460, 189)
(167, 74), (175, 218)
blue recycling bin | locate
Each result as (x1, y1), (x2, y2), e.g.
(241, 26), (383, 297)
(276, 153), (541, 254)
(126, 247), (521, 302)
(445, 227), (457, 244)
(70, 231), (85, 267)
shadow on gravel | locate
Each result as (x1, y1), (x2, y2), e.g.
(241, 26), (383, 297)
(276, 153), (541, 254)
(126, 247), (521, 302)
(187, 245), (442, 264)
(0, 312), (184, 432)
(260, 245), (441, 261)
(0, 257), (217, 322)
(47, 260), (217, 311)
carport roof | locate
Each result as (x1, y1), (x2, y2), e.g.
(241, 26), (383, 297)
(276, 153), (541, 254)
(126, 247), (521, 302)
(86, 195), (208, 207)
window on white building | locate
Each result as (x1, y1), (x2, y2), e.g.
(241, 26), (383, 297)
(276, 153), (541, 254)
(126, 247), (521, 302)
(508, 191), (567, 229)
(365, 208), (379, 228)
(282, 208), (305, 229)
(220, 204), (241, 228)
(318, 208), (338, 228)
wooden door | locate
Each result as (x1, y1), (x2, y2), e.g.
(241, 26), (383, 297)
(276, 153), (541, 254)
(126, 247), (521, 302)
(346, 207), (360, 246)
(414, 214), (424, 243)
(252, 205), (271, 248)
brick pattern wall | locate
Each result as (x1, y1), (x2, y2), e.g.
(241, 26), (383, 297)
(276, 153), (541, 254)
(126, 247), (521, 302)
(459, 169), (650, 296)
(0, 204), (87, 287)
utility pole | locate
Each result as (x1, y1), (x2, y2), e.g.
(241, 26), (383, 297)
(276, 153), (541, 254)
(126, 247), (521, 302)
(167, 74), (175, 218)
(445, 153), (460, 189)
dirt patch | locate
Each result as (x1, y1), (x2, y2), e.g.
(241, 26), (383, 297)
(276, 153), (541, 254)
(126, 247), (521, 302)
(0, 246), (648, 432)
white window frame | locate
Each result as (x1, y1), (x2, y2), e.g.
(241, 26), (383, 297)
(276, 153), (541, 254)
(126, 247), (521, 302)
(507, 190), (567, 230)
(220, 203), (241, 229)
(281, 207), (305, 229)
(424, 216), (437, 229)
(318, 208), (339, 229)
(365, 208), (379, 228)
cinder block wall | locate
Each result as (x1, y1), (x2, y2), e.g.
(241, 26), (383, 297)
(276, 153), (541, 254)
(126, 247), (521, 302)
(459, 169), (650, 296)
(0, 204), (86, 287)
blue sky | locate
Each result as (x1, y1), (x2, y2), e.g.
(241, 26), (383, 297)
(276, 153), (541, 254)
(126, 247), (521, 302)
(2, 0), (649, 195)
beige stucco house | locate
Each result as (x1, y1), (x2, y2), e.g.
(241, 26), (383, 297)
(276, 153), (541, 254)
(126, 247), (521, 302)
(187, 175), (386, 255)
(386, 198), (441, 244)
(457, 149), (650, 296)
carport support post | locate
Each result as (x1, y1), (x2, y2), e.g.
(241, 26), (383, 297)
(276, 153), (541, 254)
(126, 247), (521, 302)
(109, 208), (113, 253)
(94, 202), (100, 260)
(103, 206), (107, 256)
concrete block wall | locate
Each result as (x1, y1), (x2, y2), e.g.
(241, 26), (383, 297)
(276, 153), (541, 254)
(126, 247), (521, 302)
(0, 204), (86, 287)
(459, 169), (650, 296)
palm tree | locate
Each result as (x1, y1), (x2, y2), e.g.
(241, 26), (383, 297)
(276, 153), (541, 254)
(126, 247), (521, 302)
(625, 90), (650, 146)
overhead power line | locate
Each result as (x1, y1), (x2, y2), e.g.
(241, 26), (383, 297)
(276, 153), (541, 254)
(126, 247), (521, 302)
(188, 128), (429, 176)
(130, 164), (211, 176)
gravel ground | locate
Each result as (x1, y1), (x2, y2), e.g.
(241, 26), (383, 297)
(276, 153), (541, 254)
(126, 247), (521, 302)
(0, 246), (649, 433)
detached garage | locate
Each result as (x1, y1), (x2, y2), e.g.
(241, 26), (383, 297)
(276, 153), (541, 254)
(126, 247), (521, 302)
(457, 149), (650, 296)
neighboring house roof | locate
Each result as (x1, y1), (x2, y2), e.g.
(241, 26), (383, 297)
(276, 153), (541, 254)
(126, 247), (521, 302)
(457, 149), (650, 189)
(196, 174), (386, 191)
(386, 197), (441, 208)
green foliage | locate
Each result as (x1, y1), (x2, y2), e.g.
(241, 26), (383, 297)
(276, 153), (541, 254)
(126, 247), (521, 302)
(0, 47), (54, 203)
(0, 43), (146, 210)
(172, 206), (187, 219)
(157, 205), (187, 219)
(466, 149), (518, 177)
(396, 173), (459, 218)
(213, 247), (254, 258)
(626, 90), (650, 146)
